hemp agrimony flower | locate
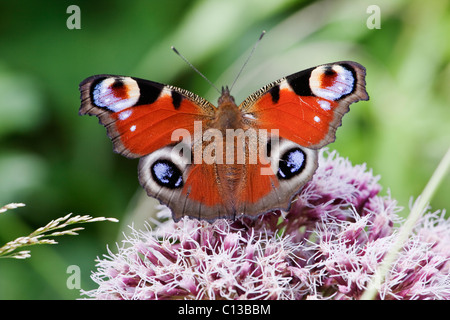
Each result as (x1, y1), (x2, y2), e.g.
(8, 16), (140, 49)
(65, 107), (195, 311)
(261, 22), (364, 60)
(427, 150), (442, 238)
(83, 150), (450, 300)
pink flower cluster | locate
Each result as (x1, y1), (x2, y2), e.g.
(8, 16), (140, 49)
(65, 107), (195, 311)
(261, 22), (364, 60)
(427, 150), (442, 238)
(82, 150), (450, 300)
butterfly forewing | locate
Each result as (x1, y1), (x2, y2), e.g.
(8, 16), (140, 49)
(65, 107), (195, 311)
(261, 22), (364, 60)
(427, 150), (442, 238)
(239, 61), (368, 149)
(79, 75), (216, 158)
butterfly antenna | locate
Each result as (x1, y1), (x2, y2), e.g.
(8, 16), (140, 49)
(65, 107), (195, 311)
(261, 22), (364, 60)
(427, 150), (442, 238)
(171, 46), (221, 94)
(229, 30), (266, 92)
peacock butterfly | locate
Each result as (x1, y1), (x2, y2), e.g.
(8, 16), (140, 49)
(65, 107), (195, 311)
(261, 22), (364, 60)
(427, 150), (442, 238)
(79, 53), (368, 222)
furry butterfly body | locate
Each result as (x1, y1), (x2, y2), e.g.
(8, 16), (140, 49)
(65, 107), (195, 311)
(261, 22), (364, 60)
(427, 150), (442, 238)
(79, 61), (368, 221)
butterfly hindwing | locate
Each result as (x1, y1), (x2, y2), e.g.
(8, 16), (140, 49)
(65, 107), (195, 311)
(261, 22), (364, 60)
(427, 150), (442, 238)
(138, 144), (229, 221)
(234, 137), (318, 218)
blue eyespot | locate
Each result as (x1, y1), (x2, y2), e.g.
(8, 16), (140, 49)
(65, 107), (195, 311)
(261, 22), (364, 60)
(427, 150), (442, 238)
(277, 148), (306, 180)
(151, 160), (183, 189)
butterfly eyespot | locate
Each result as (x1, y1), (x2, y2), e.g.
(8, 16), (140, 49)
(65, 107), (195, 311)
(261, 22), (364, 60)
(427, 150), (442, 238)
(277, 148), (306, 180)
(309, 64), (355, 101)
(92, 77), (140, 112)
(151, 160), (184, 189)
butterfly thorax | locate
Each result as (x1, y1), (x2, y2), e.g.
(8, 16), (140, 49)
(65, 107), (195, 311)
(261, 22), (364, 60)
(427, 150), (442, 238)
(217, 86), (235, 106)
(211, 86), (243, 132)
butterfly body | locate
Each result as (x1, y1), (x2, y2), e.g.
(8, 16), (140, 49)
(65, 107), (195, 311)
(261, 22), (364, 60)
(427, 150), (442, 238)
(79, 61), (368, 221)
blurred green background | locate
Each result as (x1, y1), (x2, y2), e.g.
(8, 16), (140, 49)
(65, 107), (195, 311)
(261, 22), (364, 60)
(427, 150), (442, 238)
(0, 0), (449, 299)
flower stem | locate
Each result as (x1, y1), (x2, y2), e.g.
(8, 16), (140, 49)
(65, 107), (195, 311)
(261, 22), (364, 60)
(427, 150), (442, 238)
(361, 146), (450, 300)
